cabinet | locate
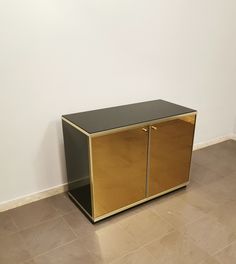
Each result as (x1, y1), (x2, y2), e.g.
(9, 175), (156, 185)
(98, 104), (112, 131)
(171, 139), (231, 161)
(62, 100), (196, 222)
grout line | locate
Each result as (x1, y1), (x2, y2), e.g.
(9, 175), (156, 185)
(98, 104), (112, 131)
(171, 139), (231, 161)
(5, 210), (21, 234)
(61, 215), (79, 238)
(109, 229), (178, 264)
(0, 215), (63, 240)
(23, 236), (79, 262)
(47, 194), (76, 218)
(18, 216), (79, 262)
(191, 161), (225, 178)
(108, 245), (149, 264)
(149, 201), (211, 234)
(15, 215), (64, 233)
(115, 210), (177, 251)
(210, 235), (236, 257)
(108, 247), (155, 264)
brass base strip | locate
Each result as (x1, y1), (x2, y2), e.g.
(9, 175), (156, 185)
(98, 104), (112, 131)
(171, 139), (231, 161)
(69, 182), (189, 223)
(92, 181), (189, 222)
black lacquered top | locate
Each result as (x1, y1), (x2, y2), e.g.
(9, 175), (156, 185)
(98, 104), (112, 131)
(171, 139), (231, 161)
(62, 99), (196, 134)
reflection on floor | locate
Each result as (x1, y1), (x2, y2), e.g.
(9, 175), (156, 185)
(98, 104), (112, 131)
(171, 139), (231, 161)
(1, 140), (236, 264)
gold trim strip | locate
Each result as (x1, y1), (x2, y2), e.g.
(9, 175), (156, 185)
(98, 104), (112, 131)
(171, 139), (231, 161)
(68, 192), (94, 222)
(145, 126), (151, 197)
(90, 112), (197, 138)
(188, 114), (197, 184)
(94, 181), (189, 222)
(88, 137), (95, 219)
(62, 117), (90, 136)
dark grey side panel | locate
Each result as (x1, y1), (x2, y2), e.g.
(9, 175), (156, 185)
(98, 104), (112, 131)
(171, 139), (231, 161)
(62, 120), (92, 216)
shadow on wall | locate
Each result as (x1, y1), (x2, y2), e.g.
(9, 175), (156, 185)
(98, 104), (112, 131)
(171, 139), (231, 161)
(34, 119), (67, 190)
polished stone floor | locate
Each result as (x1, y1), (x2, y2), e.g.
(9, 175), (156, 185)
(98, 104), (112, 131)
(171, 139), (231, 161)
(1, 140), (236, 264)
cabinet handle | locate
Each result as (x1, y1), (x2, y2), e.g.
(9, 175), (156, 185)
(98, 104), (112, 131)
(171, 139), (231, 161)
(151, 126), (157, 130)
(142, 128), (148, 132)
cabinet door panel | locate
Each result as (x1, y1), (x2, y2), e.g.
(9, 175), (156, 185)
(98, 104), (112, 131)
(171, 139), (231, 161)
(148, 115), (196, 197)
(91, 127), (148, 218)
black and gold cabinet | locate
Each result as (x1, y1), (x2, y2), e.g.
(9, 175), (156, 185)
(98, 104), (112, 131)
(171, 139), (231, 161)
(62, 100), (196, 222)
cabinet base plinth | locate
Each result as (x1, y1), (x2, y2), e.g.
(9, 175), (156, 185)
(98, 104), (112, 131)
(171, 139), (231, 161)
(68, 181), (189, 223)
(68, 192), (94, 223)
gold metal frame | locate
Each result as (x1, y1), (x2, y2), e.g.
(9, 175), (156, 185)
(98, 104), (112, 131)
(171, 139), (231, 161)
(63, 112), (197, 222)
(145, 127), (152, 197)
(94, 181), (189, 222)
(62, 117), (90, 136)
(186, 114), (197, 186)
(88, 137), (95, 219)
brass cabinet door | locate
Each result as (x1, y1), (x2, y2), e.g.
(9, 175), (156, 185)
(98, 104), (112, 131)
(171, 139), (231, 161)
(91, 127), (149, 218)
(148, 115), (196, 197)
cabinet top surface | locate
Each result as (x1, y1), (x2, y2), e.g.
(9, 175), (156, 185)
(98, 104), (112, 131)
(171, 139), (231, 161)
(62, 99), (196, 134)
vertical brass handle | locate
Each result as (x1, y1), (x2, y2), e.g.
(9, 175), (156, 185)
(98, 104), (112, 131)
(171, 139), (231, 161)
(142, 128), (148, 132)
(151, 126), (157, 130)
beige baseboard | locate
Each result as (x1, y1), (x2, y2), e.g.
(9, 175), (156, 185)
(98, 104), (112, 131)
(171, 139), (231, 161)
(193, 134), (235, 151)
(1, 134), (235, 212)
(0, 183), (68, 212)
(231, 133), (236, 140)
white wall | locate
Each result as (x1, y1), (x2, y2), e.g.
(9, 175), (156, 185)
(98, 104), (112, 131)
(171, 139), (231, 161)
(1, 0), (236, 203)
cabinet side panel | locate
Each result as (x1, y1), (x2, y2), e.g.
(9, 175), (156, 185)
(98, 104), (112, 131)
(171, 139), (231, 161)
(148, 114), (196, 196)
(62, 120), (92, 216)
(91, 127), (148, 218)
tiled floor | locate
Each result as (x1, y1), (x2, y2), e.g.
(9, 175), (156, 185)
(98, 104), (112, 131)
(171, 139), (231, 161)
(1, 140), (236, 264)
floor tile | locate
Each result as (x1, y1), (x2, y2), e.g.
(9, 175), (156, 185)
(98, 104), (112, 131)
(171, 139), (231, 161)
(214, 240), (236, 263)
(182, 215), (236, 255)
(117, 209), (174, 246)
(198, 256), (221, 264)
(0, 211), (18, 237)
(209, 140), (236, 159)
(145, 231), (208, 264)
(20, 217), (76, 257)
(0, 233), (30, 264)
(49, 193), (77, 215)
(192, 148), (218, 167)
(195, 179), (235, 206)
(62, 210), (88, 232)
(32, 239), (102, 264)
(9, 198), (60, 230)
(216, 174), (236, 200)
(110, 247), (157, 264)
(177, 187), (217, 213)
(150, 195), (207, 229)
(64, 210), (139, 263)
(148, 191), (185, 214)
(192, 142), (236, 176)
(209, 200), (236, 233)
(190, 163), (223, 185)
